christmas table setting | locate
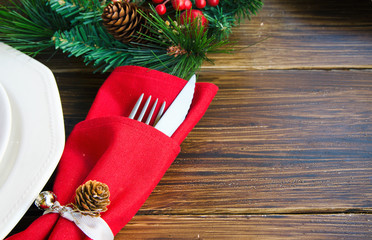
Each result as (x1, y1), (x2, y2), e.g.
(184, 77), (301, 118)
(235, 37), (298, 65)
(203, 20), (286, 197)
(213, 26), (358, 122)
(2, 0), (372, 239)
(0, 0), (262, 239)
(2, 61), (218, 239)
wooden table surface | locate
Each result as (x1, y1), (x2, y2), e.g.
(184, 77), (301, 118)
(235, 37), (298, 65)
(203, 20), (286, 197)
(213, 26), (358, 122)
(7, 0), (372, 239)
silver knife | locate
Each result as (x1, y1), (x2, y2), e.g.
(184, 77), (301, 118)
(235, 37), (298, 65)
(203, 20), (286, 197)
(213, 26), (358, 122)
(154, 74), (196, 137)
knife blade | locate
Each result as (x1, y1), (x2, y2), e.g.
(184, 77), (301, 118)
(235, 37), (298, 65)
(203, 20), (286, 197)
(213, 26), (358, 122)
(154, 74), (196, 137)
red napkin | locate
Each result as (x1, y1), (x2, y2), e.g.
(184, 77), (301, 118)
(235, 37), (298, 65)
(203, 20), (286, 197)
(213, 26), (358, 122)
(7, 66), (218, 239)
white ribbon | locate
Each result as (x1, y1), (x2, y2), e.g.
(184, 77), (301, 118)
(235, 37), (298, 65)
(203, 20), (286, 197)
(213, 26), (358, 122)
(44, 201), (114, 240)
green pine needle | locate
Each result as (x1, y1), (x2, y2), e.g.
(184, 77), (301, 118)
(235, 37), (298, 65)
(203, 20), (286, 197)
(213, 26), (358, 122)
(0, 0), (70, 54)
(53, 23), (174, 74)
(48, 0), (104, 25)
(203, 6), (236, 41)
(0, 0), (262, 78)
(138, 6), (230, 79)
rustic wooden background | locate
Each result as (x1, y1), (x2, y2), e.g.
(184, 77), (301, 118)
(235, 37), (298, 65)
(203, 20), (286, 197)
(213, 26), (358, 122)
(7, 0), (372, 239)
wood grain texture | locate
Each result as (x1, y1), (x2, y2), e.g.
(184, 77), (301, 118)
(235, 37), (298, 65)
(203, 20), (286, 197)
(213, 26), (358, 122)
(137, 70), (372, 214)
(204, 0), (372, 70)
(117, 214), (372, 239)
(4, 0), (372, 238)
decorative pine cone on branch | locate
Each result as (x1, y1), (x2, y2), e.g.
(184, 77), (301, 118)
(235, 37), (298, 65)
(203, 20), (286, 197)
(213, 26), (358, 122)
(74, 180), (110, 217)
(102, 1), (151, 44)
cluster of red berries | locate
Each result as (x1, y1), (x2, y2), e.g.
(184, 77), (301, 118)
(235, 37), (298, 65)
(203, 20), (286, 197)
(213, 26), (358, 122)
(154, 0), (219, 15)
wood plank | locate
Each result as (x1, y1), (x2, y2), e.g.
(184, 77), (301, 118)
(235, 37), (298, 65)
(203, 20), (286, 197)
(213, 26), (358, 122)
(9, 214), (372, 239)
(133, 70), (372, 213)
(116, 214), (372, 239)
(3, 0), (372, 239)
(205, 0), (372, 70)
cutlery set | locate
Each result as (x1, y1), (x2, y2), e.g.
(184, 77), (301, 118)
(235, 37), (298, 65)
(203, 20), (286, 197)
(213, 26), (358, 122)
(129, 75), (196, 137)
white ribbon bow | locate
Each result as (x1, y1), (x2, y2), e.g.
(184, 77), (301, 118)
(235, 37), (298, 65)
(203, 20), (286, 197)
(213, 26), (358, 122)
(45, 201), (114, 240)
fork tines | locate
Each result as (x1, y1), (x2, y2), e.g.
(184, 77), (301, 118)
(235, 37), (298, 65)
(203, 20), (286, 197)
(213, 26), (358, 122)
(129, 93), (166, 126)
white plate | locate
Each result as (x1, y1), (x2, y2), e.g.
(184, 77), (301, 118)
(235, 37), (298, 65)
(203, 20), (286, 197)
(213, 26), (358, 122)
(0, 43), (65, 239)
(0, 83), (11, 163)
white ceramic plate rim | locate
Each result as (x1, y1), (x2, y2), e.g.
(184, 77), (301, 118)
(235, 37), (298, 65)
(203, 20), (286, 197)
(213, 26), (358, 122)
(0, 42), (65, 239)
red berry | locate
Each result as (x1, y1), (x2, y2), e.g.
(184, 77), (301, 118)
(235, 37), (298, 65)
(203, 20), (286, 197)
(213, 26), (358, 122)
(180, 9), (208, 32)
(207, 0), (219, 7)
(195, 0), (206, 9)
(152, 0), (164, 3)
(172, 0), (185, 11)
(155, 4), (166, 15)
(184, 0), (192, 10)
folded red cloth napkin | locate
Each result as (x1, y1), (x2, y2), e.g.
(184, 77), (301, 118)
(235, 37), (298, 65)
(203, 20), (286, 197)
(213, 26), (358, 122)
(7, 66), (218, 239)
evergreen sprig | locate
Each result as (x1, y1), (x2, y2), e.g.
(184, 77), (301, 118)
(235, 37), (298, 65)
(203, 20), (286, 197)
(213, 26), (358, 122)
(53, 22), (170, 73)
(0, 0), (70, 55)
(48, 0), (104, 25)
(203, 6), (236, 41)
(0, 0), (263, 78)
(138, 7), (230, 79)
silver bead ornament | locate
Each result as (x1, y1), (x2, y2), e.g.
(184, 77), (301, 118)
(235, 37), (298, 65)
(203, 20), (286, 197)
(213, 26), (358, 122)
(35, 191), (57, 210)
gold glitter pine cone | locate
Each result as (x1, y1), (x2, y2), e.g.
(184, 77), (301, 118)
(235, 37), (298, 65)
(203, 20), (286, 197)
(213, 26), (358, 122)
(101, 1), (151, 44)
(74, 180), (110, 217)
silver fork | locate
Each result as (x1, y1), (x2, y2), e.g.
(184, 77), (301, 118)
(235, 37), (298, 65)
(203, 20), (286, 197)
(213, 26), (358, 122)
(128, 93), (166, 125)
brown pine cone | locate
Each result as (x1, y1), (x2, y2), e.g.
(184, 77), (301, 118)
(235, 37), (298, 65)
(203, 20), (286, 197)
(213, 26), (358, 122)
(74, 180), (110, 217)
(101, 1), (151, 44)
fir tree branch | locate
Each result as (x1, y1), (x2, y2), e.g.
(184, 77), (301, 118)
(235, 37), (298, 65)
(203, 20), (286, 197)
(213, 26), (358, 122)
(53, 23), (181, 75)
(203, 6), (235, 40)
(0, 0), (70, 55)
(0, 0), (261, 78)
(137, 7), (231, 79)
(48, 0), (105, 25)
